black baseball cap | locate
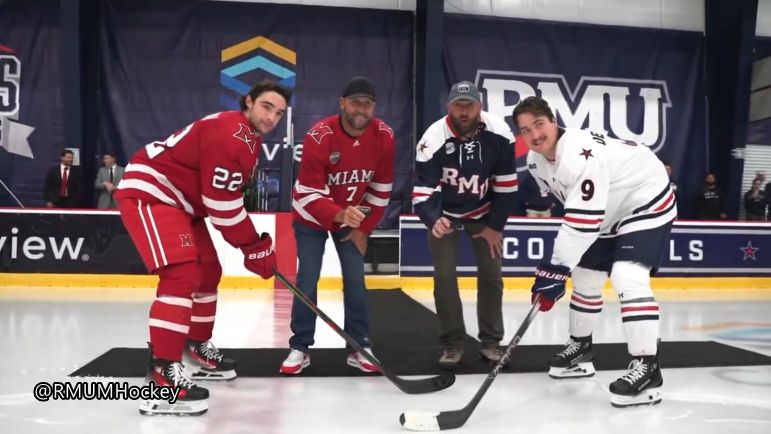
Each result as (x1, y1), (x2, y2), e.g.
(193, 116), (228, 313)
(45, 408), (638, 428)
(342, 76), (376, 101)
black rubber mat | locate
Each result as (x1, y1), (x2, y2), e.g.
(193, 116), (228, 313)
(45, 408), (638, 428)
(71, 289), (771, 377)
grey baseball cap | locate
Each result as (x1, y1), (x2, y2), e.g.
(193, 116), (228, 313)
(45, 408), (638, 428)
(448, 81), (481, 104)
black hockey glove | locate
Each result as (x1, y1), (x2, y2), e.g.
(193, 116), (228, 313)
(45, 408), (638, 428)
(531, 263), (570, 312)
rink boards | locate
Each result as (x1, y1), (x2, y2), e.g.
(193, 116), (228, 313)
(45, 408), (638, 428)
(0, 209), (769, 289)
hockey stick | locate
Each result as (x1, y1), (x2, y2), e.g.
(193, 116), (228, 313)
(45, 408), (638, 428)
(399, 296), (542, 431)
(274, 271), (456, 394)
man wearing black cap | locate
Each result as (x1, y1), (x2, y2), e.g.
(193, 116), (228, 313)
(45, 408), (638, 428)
(281, 76), (395, 374)
(413, 80), (518, 368)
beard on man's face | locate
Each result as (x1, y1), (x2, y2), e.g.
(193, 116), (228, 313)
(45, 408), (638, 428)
(450, 115), (478, 137)
(345, 111), (371, 130)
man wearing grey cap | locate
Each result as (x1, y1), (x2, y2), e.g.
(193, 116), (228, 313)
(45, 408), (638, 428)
(413, 80), (518, 368)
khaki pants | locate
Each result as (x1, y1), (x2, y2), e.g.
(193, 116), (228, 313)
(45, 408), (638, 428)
(428, 221), (503, 347)
(526, 208), (551, 218)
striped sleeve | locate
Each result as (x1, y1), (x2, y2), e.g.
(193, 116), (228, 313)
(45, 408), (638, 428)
(199, 135), (259, 249)
(412, 134), (446, 229)
(551, 152), (609, 269)
(292, 127), (341, 230)
(487, 137), (517, 231)
(358, 126), (395, 234)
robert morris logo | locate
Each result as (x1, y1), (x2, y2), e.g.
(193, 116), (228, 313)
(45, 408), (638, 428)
(476, 70), (671, 152)
(0, 227), (87, 261)
(219, 36), (296, 110)
(0, 43), (35, 158)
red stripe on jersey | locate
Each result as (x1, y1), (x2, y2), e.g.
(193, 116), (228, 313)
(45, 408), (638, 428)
(564, 215), (603, 225)
(412, 192), (431, 198)
(654, 192), (675, 212)
(621, 305), (659, 313)
(462, 202), (491, 219)
(494, 179), (518, 187)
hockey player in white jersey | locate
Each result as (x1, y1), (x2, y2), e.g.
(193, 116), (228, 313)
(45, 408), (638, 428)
(513, 96), (676, 408)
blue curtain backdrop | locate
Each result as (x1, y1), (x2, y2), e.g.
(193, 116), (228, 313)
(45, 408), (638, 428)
(442, 15), (706, 217)
(0, 0), (64, 207)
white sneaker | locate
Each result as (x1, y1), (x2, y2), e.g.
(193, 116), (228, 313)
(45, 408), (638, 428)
(279, 349), (310, 375)
(346, 348), (379, 373)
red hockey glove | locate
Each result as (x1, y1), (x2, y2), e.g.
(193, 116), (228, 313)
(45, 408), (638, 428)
(242, 233), (275, 279)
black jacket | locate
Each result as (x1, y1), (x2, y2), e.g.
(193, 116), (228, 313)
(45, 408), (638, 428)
(693, 186), (724, 219)
(43, 165), (82, 207)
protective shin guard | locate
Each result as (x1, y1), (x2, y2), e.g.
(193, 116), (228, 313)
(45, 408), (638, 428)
(150, 261), (202, 361)
(188, 262), (222, 342)
(568, 267), (607, 338)
(611, 261), (659, 356)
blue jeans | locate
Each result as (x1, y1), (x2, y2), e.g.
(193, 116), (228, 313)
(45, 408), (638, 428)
(288, 221), (371, 352)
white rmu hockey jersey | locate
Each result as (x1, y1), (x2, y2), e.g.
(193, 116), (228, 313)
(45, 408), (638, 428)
(527, 128), (677, 269)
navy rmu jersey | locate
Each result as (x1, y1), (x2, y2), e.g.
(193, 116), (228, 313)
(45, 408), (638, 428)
(412, 111), (518, 231)
(527, 128), (677, 269)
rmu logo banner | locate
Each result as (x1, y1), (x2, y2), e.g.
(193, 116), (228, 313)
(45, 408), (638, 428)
(0, 44), (35, 158)
(476, 70), (672, 152)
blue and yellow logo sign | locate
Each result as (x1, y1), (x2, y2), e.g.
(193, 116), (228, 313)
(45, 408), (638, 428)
(220, 36), (296, 109)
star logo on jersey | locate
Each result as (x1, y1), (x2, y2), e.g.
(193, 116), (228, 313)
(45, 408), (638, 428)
(232, 123), (257, 154)
(308, 124), (333, 144)
(740, 241), (759, 261)
(417, 140), (428, 155)
(579, 148), (593, 160)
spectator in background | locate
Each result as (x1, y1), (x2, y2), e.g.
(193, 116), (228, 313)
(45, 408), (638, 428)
(94, 152), (124, 209)
(521, 173), (553, 217)
(43, 149), (81, 208)
(744, 178), (767, 221)
(693, 172), (726, 220)
(757, 171), (771, 204)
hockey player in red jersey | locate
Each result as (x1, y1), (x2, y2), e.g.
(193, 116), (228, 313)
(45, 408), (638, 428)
(115, 80), (290, 415)
(280, 77), (394, 374)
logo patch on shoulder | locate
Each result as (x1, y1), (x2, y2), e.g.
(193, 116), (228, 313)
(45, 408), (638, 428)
(233, 123), (257, 154)
(308, 124), (333, 144)
(378, 121), (394, 138)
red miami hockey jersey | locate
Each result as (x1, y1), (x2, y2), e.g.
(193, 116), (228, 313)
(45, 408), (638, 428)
(292, 115), (395, 234)
(115, 111), (263, 248)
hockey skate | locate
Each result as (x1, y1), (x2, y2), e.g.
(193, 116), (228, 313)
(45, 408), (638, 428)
(139, 359), (209, 416)
(609, 355), (663, 408)
(548, 335), (595, 379)
(183, 340), (237, 381)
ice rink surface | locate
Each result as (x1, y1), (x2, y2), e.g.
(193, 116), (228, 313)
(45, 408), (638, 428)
(1, 286), (770, 434)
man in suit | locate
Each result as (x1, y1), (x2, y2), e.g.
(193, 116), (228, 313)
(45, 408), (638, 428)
(44, 149), (81, 208)
(94, 152), (124, 209)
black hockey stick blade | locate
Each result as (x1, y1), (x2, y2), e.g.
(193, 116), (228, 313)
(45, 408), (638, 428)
(274, 271), (455, 394)
(399, 298), (542, 430)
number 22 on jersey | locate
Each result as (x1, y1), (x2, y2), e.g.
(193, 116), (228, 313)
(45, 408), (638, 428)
(145, 123), (193, 159)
